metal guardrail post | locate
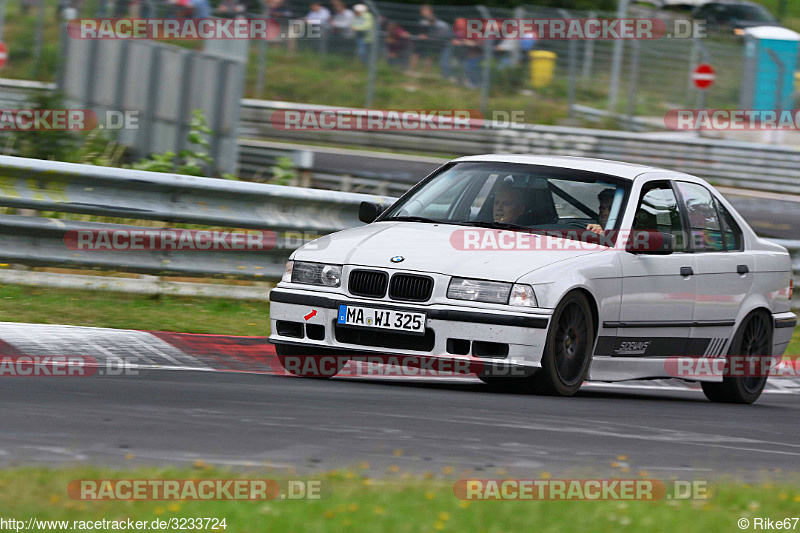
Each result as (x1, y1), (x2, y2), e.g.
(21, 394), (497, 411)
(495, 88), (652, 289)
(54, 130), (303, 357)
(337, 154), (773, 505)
(477, 5), (492, 114)
(607, 0), (630, 113)
(255, 0), (269, 98)
(137, 45), (161, 157)
(625, 39), (641, 129)
(364, 0), (380, 108)
(568, 39), (577, 119)
(581, 11), (596, 79)
(687, 39), (699, 101)
(0, 0), (6, 42)
(176, 50), (194, 158)
(33, 0), (45, 76)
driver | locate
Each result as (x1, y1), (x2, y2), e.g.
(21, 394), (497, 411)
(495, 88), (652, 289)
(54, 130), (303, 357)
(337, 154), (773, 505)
(493, 185), (526, 224)
(586, 188), (615, 234)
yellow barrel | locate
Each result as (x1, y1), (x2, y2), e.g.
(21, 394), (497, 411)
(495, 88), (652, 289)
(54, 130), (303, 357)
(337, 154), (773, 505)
(795, 71), (800, 93)
(529, 50), (556, 89)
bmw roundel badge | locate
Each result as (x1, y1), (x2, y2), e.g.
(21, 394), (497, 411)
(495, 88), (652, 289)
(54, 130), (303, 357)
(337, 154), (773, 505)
(390, 256), (404, 263)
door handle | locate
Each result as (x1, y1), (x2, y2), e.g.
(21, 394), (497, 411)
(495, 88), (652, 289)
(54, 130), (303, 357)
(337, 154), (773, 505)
(680, 266), (694, 276)
(737, 265), (749, 275)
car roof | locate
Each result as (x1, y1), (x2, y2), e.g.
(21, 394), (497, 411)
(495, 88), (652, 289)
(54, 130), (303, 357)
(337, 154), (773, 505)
(451, 154), (674, 180)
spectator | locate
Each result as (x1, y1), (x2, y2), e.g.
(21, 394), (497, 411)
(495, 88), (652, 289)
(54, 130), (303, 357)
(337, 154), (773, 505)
(385, 21), (412, 68)
(215, 0), (246, 18)
(172, 0), (195, 19)
(305, 2), (330, 25)
(409, 5), (452, 78)
(451, 18), (481, 88)
(191, 0), (211, 18)
(268, 0), (295, 51)
(267, 0), (292, 20)
(330, 0), (354, 37)
(352, 4), (374, 64)
(494, 30), (535, 68)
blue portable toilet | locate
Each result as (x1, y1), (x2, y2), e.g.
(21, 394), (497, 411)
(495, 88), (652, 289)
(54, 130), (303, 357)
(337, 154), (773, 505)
(740, 26), (800, 110)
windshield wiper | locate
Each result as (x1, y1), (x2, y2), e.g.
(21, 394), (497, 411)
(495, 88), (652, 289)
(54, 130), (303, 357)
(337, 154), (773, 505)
(458, 220), (544, 234)
(382, 216), (445, 224)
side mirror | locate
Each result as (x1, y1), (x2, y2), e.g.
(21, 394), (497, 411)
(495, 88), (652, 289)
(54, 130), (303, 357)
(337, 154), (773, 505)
(626, 231), (674, 255)
(359, 201), (385, 224)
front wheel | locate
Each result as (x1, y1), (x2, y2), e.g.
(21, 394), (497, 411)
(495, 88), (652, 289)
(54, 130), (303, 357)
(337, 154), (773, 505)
(531, 291), (595, 396)
(701, 311), (772, 404)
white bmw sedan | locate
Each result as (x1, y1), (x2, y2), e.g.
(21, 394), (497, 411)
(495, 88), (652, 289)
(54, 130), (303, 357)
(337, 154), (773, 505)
(269, 155), (796, 404)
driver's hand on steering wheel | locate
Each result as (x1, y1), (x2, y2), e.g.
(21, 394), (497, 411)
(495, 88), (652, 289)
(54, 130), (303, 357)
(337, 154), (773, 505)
(586, 223), (603, 234)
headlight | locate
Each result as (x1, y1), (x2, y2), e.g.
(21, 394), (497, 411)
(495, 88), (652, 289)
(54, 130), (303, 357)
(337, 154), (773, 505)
(447, 278), (537, 307)
(281, 261), (294, 283)
(290, 261), (342, 287)
(508, 284), (537, 307)
(447, 277), (512, 304)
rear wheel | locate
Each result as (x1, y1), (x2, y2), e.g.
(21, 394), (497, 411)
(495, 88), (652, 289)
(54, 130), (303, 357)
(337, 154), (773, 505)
(701, 311), (772, 404)
(275, 344), (347, 378)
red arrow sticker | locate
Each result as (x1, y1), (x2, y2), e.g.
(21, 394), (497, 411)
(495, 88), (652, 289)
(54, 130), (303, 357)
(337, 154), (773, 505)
(304, 310), (317, 321)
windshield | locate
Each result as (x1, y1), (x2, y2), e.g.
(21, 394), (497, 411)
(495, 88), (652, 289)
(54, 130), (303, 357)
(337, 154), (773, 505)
(380, 161), (631, 240)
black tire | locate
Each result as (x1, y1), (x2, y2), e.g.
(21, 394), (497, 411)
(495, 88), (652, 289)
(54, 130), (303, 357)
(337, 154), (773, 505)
(481, 293), (595, 395)
(275, 344), (347, 378)
(701, 311), (772, 404)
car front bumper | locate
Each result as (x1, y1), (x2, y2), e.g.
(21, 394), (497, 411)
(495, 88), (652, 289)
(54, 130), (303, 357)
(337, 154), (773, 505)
(268, 288), (553, 370)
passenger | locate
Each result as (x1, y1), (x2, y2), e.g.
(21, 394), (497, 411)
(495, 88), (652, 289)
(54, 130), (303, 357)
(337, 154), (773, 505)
(586, 188), (616, 234)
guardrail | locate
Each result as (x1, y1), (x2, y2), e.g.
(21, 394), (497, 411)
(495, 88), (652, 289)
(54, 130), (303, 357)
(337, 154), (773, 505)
(0, 153), (797, 287)
(0, 156), (394, 279)
(2, 80), (799, 195)
(239, 99), (800, 195)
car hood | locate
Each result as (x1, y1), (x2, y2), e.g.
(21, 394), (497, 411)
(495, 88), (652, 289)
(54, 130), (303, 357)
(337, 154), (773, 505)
(293, 222), (606, 282)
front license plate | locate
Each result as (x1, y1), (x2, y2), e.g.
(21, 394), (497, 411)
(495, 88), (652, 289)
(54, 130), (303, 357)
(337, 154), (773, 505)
(337, 305), (426, 334)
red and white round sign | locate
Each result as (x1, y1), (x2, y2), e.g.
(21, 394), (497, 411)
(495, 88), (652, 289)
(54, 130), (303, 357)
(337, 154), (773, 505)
(0, 42), (8, 69)
(692, 63), (715, 90)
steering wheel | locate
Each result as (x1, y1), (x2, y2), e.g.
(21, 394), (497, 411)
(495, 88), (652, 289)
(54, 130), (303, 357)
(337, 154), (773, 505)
(563, 220), (591, 229)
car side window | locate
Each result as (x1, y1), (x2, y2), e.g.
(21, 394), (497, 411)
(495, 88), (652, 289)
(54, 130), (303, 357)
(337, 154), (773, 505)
(718, 201), (744, 252)
(633, 182), (686, 252)
(675, 182), (724, 252)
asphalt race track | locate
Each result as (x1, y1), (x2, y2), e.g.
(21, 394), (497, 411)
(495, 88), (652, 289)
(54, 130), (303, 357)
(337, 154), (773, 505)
(1, 323), (799, 480)
(3, 369), (800, 479)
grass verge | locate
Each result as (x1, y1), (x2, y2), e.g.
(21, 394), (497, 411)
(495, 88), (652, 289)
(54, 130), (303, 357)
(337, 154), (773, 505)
(0, 284), (270, 336)
(1, 466), (800, 532)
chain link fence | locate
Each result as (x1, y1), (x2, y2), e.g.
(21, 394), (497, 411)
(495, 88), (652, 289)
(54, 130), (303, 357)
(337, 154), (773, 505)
(5, 0), (756, 129)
